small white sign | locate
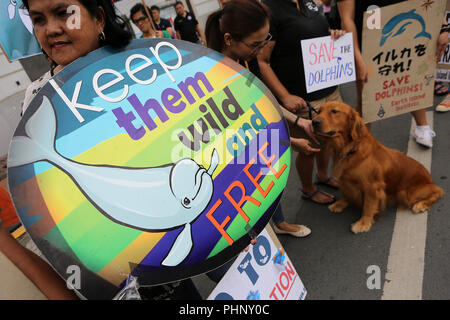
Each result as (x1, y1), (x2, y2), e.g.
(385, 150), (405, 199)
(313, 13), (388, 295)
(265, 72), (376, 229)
(208, 227), (307, 300)
(301, 33), (356, 93)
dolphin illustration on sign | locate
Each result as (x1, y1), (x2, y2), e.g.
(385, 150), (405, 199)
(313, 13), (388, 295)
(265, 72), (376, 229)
(380, 9), (432, 46)
(7, 0), (33, 34)
(8, 96), (220, 267)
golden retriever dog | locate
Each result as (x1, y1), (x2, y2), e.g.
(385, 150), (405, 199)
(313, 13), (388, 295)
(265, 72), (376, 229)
(312, 101), (444, 234)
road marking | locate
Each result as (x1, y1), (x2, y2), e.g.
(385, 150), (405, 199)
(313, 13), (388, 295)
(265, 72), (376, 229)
(382, 111), (433, 300)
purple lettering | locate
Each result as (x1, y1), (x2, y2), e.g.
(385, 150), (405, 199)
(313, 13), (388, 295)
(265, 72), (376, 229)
(161, 88), (186, 113)
(127, 94), (169, 131)
(112, 107), (145, 140)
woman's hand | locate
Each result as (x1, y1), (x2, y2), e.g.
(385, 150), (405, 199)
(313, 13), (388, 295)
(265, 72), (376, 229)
(296, 118), (320, 145)
(330, 29), (346, 40)
(291, 138), (320, 156)
(355, 55), (368, 83)
(281, 94), (307, 113)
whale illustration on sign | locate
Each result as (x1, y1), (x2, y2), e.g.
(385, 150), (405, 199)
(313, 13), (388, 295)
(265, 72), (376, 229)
(8, 96), (220, 267)
(380, 9), (432, 46)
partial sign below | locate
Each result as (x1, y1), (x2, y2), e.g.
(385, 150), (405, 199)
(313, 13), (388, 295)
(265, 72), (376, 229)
(208, 226), (307, 300)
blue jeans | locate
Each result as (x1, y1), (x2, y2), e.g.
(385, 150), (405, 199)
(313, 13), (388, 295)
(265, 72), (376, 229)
(272, 203), (285, 225)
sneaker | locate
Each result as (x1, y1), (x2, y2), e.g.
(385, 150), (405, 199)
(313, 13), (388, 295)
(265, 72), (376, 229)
(436, 95), (450, 112)
(414, 126), (436, 148)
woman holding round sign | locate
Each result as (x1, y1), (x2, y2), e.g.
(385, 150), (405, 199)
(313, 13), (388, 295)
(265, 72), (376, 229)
(206, 0), (312, 238)
(5, 0), (206, 300)
(5, 0), (296, 300)
(259, 0), (346, 205)
(0, 0), (130, 300)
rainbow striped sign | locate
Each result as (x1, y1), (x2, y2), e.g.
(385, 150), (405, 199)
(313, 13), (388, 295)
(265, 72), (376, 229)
(7, 39), (291, 299)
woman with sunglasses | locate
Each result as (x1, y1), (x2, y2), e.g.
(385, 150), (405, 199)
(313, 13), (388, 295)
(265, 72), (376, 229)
(259, 0), (346, 205)
(206, 0), (312, 238)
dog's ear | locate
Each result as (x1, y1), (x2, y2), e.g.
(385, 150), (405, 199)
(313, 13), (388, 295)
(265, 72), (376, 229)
(350, 108), (365, 141)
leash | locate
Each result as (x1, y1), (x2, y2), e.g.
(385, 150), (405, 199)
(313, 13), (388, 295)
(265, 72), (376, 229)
(306, 101), (319, 120)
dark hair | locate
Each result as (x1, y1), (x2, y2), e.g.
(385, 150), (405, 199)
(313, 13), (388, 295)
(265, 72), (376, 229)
(130, 3), (151, 19)
(23, 0), (132, 48)
(150, 5), (160, 12)
(174, 1), (184, 8)
(205, 0), (270, 53)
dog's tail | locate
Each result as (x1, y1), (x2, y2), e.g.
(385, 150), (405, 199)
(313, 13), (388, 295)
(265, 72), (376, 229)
(408, 183), (444, 213)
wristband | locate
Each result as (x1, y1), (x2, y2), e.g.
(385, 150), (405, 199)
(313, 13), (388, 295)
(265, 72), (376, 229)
(441, 24), (450, 34)
(295, 114), (301, 127)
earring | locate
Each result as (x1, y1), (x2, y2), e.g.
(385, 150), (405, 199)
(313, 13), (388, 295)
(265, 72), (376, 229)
(99, 31), (106, 41)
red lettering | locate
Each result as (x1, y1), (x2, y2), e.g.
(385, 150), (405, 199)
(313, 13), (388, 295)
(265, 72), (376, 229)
(309, 43), (317, 65)
(224, 181), (260, 223)
(285, 261), (296, 280)
(205, 199), (234, 245)
(269, 287), (279, 300)
(275, 283), (285, 298)
(280, 272), (290, 291)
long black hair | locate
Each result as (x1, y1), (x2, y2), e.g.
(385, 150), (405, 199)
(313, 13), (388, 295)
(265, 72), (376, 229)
(23, 0), (132, 48)
(205, 0), (270, 53)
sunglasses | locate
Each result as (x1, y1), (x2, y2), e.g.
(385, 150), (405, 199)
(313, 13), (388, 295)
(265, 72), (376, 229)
(240, 33), (272, 52)
(133, 16), (148, 24)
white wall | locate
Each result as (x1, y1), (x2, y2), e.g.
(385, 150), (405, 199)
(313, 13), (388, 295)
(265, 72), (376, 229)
(0, 51), (30, 156)
(0, 52), (30, 102)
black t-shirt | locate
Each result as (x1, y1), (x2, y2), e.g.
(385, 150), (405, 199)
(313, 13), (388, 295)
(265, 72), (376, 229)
(337, 0), (406, 48)
(239, 58), (261, 79)
(174, 12), (199, 43)
(153, 18), (172, 32)
(262, 0), (336, 102)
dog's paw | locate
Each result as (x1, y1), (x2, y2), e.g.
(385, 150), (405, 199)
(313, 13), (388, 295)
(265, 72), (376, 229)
(412, 201), (429, 214)
(351, 220), (372, 234)
(329, 200), (347, 213)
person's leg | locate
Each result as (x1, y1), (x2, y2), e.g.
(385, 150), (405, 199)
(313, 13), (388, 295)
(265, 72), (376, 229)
(296, 152), (334, 203)
(356, 79), (371, 130)
(411, 108), (435, 148)
(272, 204), (311, 237)
(315, 148), (338, 188)
(272, 204), (301, 232)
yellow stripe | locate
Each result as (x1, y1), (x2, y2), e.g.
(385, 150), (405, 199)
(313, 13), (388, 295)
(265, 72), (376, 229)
(97, 231), (165, 286)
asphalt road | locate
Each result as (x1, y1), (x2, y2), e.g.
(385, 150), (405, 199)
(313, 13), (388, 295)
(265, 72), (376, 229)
(193, 82), (450, 300)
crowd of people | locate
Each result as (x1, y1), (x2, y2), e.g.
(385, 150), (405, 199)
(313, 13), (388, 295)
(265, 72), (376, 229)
(0, 0), (448, 300)
(129, 1), (205, 45)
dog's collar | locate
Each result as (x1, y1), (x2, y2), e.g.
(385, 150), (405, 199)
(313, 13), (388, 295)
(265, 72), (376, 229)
(342, 141), (359, 159)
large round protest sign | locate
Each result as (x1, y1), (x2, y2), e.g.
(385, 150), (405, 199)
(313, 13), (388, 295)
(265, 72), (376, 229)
(7, 39), (291, 299)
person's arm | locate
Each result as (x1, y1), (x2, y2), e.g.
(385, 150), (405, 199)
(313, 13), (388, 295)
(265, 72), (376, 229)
(0, 225), (78, 300)
(196, 23), (206, 45)
(437, 16), (449, 62)
(338, 0), (367, 83)
(166, 27), (174, 37)
(257, 41), (307, 113)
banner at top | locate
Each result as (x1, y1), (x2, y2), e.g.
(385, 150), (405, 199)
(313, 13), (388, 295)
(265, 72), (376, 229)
(0, 0), (41, 61)
(362, 0), (446, 123)
(7, 38), (291, 299)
